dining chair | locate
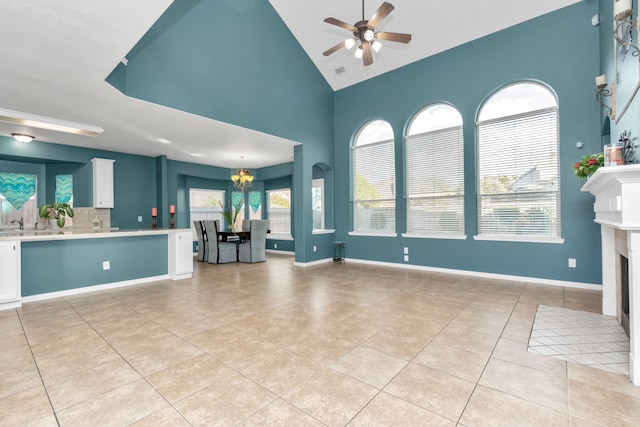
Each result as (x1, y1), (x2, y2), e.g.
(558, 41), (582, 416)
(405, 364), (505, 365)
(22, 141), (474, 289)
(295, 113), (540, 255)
(193, 220), (205, 262)
(204, 220), (237, 264)
(238, 220), (269, 263)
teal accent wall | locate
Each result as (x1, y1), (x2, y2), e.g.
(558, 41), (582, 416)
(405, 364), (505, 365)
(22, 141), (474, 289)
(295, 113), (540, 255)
(599, 0), (640, 160)
(109, 0), (333, 148)
(333, 2), (602, 284)
(21, 235), (168, 296)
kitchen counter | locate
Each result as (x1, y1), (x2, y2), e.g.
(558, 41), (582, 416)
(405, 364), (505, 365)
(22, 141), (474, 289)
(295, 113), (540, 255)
(0, 227), (194, 310)
(0, 227), (186, 242)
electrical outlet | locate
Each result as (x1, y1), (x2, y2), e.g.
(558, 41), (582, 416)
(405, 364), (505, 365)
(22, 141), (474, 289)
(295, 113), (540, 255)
(137, 216), (143, 222)
(568, 258), (576, 268)
(403, 247), (409, 255)
(313, 245), (317, 252)
(274, 243), (278, 249)
(403, 255), (409, 262)
(103, 261), (110, 270)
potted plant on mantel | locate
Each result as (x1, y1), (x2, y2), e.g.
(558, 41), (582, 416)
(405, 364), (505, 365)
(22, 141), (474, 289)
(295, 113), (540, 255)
(38, 203), (74, 228)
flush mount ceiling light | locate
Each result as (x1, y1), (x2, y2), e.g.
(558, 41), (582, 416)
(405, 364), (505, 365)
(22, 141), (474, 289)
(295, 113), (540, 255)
(231, 155), (254, 191)
(322, 1), (412, 66)
(0, 107), (104, 137)
(11, 133), (34, 143)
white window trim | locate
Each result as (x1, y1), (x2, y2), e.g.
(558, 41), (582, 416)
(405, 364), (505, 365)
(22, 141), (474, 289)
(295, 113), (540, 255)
(348, 231), (398, 238)
(312, 229), (335, 235)
(266, 233), (294, 241)
(401, 232), (467, 240)
(473, 234), (565, 244)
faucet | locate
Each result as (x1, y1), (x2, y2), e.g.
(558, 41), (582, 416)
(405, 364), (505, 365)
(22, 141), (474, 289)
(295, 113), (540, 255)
(10, 217), (24, 230)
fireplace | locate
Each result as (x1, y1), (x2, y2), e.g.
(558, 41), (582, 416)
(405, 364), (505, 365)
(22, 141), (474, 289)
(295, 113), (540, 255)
(621, 254), (630, 337)
(582, 164), (640, 386)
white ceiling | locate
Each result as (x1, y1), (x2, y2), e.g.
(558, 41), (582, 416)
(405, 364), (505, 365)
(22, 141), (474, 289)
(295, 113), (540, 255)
(0, 0), (581, 169)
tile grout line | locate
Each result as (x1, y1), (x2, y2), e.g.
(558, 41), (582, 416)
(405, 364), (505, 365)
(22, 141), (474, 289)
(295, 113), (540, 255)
(15, 307), (62, 427)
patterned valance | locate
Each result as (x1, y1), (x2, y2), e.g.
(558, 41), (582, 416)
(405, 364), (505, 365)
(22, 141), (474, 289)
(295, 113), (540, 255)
(55, 175), (73, 204)
(249, 191), (261, 213)
(0, 172), (36, 210)
(232, 191), (244, 210)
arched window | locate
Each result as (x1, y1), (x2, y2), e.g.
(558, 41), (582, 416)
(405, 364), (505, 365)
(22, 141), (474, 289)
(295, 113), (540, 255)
(405, 103), (464, 236)
(352, 120), (395, 233)
(476, 82), (561, 240)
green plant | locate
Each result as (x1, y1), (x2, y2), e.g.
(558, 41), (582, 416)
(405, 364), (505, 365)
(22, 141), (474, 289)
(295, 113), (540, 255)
(38, 203), (74, 227)
(219, 199), (243, 228)
(573, 153), (604, 179)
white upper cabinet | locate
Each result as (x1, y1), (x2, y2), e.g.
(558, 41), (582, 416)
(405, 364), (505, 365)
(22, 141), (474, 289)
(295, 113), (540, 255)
(92, 158), (114, 208)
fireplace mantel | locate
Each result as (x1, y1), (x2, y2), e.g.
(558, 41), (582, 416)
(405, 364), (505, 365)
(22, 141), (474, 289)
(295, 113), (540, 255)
(582, 164), (640, 385)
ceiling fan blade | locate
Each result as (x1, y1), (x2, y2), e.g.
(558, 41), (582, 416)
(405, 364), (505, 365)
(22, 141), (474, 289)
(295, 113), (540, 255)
(375, 31), (412, 43)
(362, 41), (373, 66)
(323, 41), (346, 56)
(324, 17), (357, 32)
(367, 2), (395, 28)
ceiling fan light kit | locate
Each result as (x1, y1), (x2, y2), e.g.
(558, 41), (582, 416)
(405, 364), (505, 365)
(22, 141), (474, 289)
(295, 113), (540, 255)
(323, 1), (412, 66)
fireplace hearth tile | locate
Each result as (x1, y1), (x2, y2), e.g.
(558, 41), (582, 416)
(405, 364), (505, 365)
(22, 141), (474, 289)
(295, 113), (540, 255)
(528, 305), (629, 375)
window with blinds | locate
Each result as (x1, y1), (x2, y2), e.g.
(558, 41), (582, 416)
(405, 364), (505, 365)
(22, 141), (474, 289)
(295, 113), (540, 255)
(405, 104), (464, 236)
(352, 120), (395, 233)
(476, 82), (561, 240)
(189, 189), (224, 240)
(267, 188), (291, 235)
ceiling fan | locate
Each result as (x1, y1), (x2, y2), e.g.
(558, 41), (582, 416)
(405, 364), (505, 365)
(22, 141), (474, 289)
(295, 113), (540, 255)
(322, 1), (412, 66)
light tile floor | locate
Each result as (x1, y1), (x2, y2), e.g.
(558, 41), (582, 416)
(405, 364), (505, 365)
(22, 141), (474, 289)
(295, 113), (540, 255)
(2, 253), (640, 426)
(528, 305), (630, 375)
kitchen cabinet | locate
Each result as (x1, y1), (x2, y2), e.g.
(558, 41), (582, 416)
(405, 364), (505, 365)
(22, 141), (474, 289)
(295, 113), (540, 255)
(169, 230), (193, 279)
(92, 158), (114, 208)
(0, 241), (21, 310)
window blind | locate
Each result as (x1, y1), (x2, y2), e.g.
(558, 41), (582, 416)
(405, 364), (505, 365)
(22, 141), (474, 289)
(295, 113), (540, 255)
(353, 139), (395, 232)
(477, 107), (560, 238)
(405, 125), (464, 234)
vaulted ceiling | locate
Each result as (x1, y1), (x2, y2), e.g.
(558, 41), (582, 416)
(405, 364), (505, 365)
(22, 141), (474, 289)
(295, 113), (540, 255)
(0, 0), (582, 169)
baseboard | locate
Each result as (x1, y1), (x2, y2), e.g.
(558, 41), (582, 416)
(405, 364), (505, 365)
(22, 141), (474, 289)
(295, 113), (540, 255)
(21, 275), (170, 303)
(294, 257), (334, 267)
(295, 257), (602, 290)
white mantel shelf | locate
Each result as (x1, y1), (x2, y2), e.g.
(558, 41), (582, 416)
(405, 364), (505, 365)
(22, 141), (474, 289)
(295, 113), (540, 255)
(581, 164), (640, 230)
(581, 164), (640, 386)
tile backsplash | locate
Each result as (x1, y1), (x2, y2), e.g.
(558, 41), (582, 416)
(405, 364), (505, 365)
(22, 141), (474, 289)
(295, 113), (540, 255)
(68, 207), (111, 229)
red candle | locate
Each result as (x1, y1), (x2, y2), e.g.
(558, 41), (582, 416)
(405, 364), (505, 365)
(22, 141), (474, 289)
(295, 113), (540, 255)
(151, 207), (157, 217)
(169, 204), (175, 214)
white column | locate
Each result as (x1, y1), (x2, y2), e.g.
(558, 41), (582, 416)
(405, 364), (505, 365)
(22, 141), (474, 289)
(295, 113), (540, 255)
(601, 225), (618, 316)
(628, 231), (640, 386)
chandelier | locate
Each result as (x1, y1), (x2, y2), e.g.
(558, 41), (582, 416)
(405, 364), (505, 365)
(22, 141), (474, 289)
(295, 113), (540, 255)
(231, 155), (254, 191)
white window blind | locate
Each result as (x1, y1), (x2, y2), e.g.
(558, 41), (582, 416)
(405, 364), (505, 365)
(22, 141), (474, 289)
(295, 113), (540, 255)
(267, 188), (291, 234)
(189, 189), (224, 239)
(477, 105), (560, 239)
(405, 104), (464, 235)
(352, 120), (395, 233)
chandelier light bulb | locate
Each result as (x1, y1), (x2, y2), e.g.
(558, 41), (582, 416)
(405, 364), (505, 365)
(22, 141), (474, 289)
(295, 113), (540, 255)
(354, 46), (363, 59)
(344, 38), (356, 50)
(363, 29), (374, 41)
(372, 40), (382, 52)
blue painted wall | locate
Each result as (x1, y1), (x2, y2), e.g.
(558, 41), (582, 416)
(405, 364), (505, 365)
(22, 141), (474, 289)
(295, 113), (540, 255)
(21, 235), (168, 296)
(599, 0), (640, 159)
(333, 2), (602, 284)
(109, 0), (333, 148)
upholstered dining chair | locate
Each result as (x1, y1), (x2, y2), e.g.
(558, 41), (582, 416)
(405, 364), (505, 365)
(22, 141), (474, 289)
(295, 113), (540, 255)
(193, 220), (206, 262)
(204, 220), (237, 264)
(238, 220), (269, 263)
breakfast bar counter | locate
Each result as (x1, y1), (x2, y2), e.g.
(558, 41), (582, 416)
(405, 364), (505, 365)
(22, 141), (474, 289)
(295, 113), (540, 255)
(0, 228), (193, 310)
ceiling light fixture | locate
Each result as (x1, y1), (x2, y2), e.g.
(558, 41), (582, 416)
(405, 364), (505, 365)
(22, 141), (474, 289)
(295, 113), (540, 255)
(323, 2), (411, 67)
(231, 155), (254, 191)
(0, 107), (104, 137)
(11, 133), (34, 143)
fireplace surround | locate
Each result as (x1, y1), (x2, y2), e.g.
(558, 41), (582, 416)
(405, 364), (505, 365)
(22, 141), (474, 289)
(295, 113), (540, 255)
(582, 164), (640, 385)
